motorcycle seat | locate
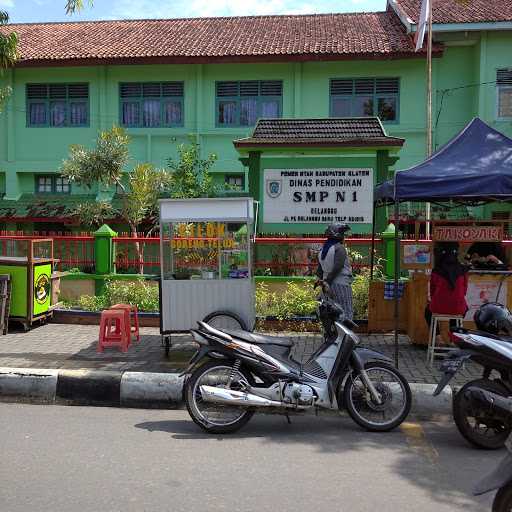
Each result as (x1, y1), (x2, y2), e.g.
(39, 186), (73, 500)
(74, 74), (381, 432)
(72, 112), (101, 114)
(456, 328), (512, 343)
(224, 330), (293, 348)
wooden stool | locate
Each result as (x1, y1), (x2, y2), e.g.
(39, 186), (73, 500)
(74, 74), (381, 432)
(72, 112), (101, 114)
(98, 309), (130, 353)
(427, 314), (464, 366)
(111, 303), (140, 343)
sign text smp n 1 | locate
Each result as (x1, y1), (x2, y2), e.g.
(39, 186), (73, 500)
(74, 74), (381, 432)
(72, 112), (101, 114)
(263, 168), (373, 224)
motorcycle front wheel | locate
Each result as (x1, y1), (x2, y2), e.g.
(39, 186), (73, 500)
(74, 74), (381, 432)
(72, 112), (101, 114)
(453, 379), (511, 450)
(493, 482), (512, 512)
(185, 361), (254, 434)
(343, 362), (412, 432)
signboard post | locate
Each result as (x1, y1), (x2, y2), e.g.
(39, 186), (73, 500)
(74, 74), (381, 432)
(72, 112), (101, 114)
(263, 168), (373, 224)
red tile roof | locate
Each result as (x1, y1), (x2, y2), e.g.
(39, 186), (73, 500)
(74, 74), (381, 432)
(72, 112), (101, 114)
(391, 0), (512, 24)
(2, 11), (436, 66)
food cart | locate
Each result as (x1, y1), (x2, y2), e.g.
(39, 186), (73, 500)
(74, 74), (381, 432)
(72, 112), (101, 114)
(371, 118), (512, 364)
(0, 238), (58, 330)
(369, 221), (512, 345)
(159, 197), (255, 355)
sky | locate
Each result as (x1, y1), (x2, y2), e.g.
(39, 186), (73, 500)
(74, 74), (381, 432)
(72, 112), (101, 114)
(1, 0), (389, 23)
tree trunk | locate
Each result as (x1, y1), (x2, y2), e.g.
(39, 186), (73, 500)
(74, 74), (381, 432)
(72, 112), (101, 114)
(130, 223), (144, 275)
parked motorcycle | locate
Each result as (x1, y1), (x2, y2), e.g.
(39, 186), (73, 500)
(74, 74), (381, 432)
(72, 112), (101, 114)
(182, 288), (412, 434)
(472, 387), (512, 511)
(434, 304), (512, 449)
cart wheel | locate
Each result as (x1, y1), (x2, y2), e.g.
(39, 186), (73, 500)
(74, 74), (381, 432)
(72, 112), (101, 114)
(203, 311), (248, 331)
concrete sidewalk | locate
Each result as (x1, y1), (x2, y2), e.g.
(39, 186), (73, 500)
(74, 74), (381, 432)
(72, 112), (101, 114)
(0, 323), (480, 385)
(0, 323), (476, 416)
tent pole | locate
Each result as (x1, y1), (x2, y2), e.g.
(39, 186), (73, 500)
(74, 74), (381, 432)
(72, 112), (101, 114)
(425, 0), (433, 240)
(394, 201), (400, 368)
(370, 202), (376, 280)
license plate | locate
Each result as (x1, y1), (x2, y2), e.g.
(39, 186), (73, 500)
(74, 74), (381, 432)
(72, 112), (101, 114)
(440, 357), (465, 374)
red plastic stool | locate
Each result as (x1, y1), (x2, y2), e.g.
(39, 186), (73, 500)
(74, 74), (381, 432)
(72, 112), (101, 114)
(111, 303), (140, 343)
(98, 309), (130, 353)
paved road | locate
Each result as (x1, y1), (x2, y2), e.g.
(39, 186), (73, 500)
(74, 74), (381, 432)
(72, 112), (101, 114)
(0, 403), (502, 512)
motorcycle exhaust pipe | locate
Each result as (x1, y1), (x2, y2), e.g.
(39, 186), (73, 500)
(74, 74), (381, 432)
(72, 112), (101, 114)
(200, 385), (283, 407)
(465, 386), (512, 415)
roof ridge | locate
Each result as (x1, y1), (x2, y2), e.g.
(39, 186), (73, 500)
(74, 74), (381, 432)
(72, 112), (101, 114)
(258, 117), (382, 121)
(5, 10), (388, 27)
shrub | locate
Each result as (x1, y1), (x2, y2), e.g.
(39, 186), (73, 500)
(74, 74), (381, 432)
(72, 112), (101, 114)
(256, 276), (371, 320)
(68, 278), (159, 312)
(352, 270), (371, 319)
(104, 278), (159, 311)
(256, 281), (318, 320)
(77, 294), (109, 312)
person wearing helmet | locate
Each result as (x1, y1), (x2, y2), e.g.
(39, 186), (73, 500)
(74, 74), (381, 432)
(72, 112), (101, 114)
(474, 302), (512, 336)
(316, 222), (353, 320)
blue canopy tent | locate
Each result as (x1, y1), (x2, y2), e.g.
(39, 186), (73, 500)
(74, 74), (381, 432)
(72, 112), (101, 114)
(375, 117), (512, 203)
(371, 118), (512, 365)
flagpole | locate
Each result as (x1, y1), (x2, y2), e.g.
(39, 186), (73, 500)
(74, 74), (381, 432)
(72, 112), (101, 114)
(425, 0), (433, 240)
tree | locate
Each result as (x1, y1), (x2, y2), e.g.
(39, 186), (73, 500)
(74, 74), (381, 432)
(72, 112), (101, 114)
(61, 126), (167, 271)
(65, 0), (94, 14)
(0, 11), (18, 112)
(61, 127), (222, 272)
(122, 162), (171, 236)
(61, 126), (130, 191)
(166, 139), (219, 199)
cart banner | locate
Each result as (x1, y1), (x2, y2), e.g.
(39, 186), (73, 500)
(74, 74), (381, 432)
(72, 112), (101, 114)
(263, 168), (373, 224)
(465, 280), (508, 320)
(33, 263), (51, 317)
(171, 223), (235, 249)
(432, 225), (503, 242)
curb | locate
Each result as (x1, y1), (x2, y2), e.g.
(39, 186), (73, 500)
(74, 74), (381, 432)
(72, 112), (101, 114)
(0, 367), (451, 417)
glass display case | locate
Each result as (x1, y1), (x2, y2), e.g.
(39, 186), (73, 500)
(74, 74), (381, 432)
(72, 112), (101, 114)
(162, 221), (250, 281)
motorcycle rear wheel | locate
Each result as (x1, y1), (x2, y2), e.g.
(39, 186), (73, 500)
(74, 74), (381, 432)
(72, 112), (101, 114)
(453, 379), (511, 450)
(493, 482), (512, 512)
(185, 361), (254, 434)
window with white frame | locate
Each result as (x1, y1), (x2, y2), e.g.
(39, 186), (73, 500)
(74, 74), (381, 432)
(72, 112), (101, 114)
(226, 174), (244, 190)
(36, 175), (70, 194)
(497, 69), (512, 119)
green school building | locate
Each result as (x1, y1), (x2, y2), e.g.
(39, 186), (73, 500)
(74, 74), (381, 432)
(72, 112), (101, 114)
(0, 0), (511, 235)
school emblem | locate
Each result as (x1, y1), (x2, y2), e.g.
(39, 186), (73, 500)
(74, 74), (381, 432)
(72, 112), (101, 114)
(266, 179), (282, 198)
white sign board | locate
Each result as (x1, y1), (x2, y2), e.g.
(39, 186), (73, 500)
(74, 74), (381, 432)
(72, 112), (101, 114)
(263, 168), (373, 224)
(160, 198), (254, 222)
(465, 280), (508, 320)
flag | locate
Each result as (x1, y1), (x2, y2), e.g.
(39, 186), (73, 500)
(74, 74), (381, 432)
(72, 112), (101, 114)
(415, 0), (430, 51)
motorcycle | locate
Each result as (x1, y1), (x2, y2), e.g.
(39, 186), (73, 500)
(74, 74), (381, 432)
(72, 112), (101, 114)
(472, 387), (512, 511)
(182, 287), (412, 434)
(434, 328), (512, 449)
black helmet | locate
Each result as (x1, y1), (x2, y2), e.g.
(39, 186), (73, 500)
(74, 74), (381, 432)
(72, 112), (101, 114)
(325, 222), (350, 240)
(474, 302), (512, 335)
